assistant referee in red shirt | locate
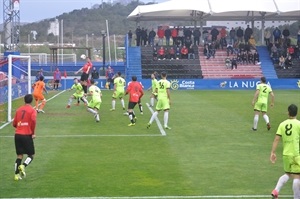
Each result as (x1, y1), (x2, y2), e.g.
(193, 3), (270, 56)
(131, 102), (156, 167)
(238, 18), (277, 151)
(12, 94), (37, 181)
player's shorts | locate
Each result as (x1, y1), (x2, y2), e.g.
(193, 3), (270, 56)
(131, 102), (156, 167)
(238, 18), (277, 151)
(254, 101), (268, 112)
(14, 134), (35, 156)
(88, 100), (101, 110)
(128, 102), (138, 109)
(283, 155), (300, 174)
(33, 93), (45, 101)
(80, 73), (89, 82)
(112, 91), (124, 99)
(156, 98), (170, 111)
(54, 80), (60, 84)
(73, 93), (84, 99)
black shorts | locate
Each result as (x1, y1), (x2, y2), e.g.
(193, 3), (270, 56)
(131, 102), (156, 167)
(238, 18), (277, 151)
(128, 102), (138, 109)
(54, 80), (60, 84)
(15, 134), (35, 156)
(80, 73), (89, 82)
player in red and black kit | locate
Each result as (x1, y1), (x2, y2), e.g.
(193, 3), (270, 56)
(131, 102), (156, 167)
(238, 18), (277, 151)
(125, 76), (144, 126)
(12, 94), (37, 181)
(75, 56), (92, 94)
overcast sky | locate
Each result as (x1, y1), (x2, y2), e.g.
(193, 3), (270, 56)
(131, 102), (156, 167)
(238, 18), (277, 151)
(0, 0), (167, 23)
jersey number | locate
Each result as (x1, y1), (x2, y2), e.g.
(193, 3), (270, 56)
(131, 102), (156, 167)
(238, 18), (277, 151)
(263, 86), (267, 93)
(159, 82), (164, 89)
(285, 124), (293, 136)
(21, 110), (26, 119)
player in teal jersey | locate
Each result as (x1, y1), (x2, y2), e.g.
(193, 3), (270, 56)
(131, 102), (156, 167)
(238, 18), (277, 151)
(270, 104), (300, 199)
(147, 73), (158, 107)
(86, 79), (101, 122)
(66, 78), (88, 108)
(147, 72), (171, 130)
(251, 76), (274, 131)
(110, 72), (126, 111)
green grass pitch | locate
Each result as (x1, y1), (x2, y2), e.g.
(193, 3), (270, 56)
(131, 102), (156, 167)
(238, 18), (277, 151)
(0, 89), (299, 198)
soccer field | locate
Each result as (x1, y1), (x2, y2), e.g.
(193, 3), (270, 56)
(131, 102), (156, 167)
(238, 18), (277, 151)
(0, 90), (299, 198)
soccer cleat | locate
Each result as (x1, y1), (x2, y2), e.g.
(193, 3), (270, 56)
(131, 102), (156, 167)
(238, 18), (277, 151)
(38, 109), (45, 113)
(267, 123), (271, 131)
(95, 114), (100, 122)
(271, 189), (278, 199)
(18, 165), (26, 178)
(128, 123), (135, 126)
(164, 126), (172, 130)
(140, 112), (143, 115)
(252, 128), (257, 131)
(14, 174), (22, 181)
(147, 123), (151, 129)
(110, 109), (115, 111)
(66, 105), (71, 108)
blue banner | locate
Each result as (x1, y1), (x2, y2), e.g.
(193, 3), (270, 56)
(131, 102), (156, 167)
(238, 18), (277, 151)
(0, 82), (28, 104)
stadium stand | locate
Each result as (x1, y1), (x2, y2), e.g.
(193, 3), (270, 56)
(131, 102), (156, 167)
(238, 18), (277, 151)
(274, 58), (300, 78)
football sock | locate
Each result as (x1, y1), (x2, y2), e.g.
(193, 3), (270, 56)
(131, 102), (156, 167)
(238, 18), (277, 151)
(253, 115), (259, 129)
(23, 156), (33, 167)
(121, 99), (125, 109)
(81, 97), (88, 104)
(15, 158), (22, 174)
(87, 108), (97, 114)
(35, 100), (39, 109)
(68, 98), (72, 105)
(150, 98), (154, 106)
(112, 100), (116, 109)
(139, 104), (143, 113)
(149, 111), (158, 124)
(82, 85), (87, 94)
(129, 112), (134, 123)
(292, 178), (300, 199)
(164, 111), (169, 127)
(275, 174), (289, 192)
(40, 100), (46, 110)
(263, 114), (270, 124)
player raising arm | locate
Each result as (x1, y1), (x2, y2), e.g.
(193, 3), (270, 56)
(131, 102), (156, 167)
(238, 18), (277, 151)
(75, 57), (92, 94)
(66, 78), (88, 108)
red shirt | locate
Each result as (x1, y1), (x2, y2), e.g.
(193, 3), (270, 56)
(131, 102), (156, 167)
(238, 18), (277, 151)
(83, 61), (92, 74)
(171, 29), (178, 37)
(126, 81), (144, 103)
(181, 47), (188, 55)
(13, 104), (37, 135)
(158, 48), (165, 55)
(157, 29), (165, 38)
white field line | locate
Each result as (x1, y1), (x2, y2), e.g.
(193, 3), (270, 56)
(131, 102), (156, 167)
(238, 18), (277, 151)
(0, 195), (294, 199)
(0, 134), (163, 138)
(146, 103), (166, 136)
(0, 90), (66, 130)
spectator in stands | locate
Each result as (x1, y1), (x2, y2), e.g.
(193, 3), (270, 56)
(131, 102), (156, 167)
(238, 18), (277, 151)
(204, 44), (211, 59)
(157, 27), (165, 46)
(193, 28), (201, 46)
(285, 55), (293, 69)
(158, 46), (165, 60)
(185, 37), (192, 49)
(153, 47), (158, 60)
(148, 28), (156, 46)
(244, 25), (253, 44)
(247, 51), (254, 65)
(273, 27), (281, 43)
(180, 45), (188, 59)
(225, 57), (231, 69)
(141, 28), (148, 46)
(295, 45), (300, 60)
(236, 27), (244, 42)
(264, 29), (271, 46)
(241, 51), (248, 65)
(287, 46), (295, 58)
(91, 67), (99, 80)
(279, 55), (285, 69)
(220, 27), (227, 50)
(135, 26), (142, 46)
(164, 27), (171, 46)
(128, 30), (133, 46)
(175, 46), (181, 60)
(297, 27), (300, 47)
(35, 69), (44, 82)
(248, 35), (257, 50)
(229, 28), (236, 44)
(105, 65), (114, 90)
(53, 67), (61, 90)
(282, 27), (290, 40)
(164, 47), (169, 59)
(171, 27), (178, 45)
(169, 47), (176, 60)
(231, 56), (238, 70)
(177, 28), (184, 46)
(203, 29), (209, 43)
(210, 27), (219, 42)
(184, 28), (193, 41)
(253, 51), (260, 65)
(237, 52), (242, 64)
(188, 45), (195, 60)
(227, 43), (234, 56)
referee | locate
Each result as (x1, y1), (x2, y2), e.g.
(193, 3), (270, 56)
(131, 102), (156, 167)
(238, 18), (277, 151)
(12, 94), (37, 181)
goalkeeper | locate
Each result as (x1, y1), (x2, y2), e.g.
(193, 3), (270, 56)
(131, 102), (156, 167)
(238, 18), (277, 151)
(66, 78), (88, 108)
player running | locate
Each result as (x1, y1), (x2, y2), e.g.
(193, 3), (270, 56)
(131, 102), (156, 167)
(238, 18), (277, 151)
(110, 72), (126, 111)
(32, 76), (48, 113)
(86, 79), (101, 122)
(147, 72), (171, 130)
(147, 73), (158, 107)
(124, 80), (144, 115)
(66, 78), (88, 108)
(251, 76), (275, 131)
(75, 56), (92, 94)
(125, 76), (144, 126)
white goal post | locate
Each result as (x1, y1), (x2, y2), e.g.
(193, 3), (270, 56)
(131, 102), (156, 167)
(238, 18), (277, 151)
(7, 54), (31, 122)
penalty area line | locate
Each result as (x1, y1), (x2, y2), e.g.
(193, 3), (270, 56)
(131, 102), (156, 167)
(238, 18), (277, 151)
(146, 103), (166, 136)
(0, 90), (66, 130)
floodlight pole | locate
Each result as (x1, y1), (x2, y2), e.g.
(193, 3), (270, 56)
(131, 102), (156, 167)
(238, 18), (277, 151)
(101, 30), (106, 72)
